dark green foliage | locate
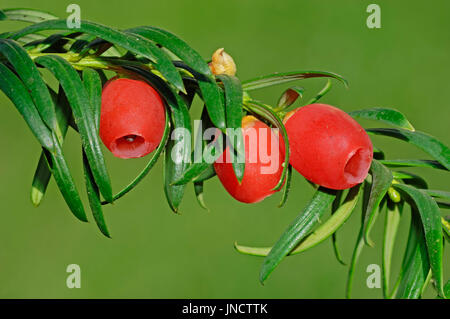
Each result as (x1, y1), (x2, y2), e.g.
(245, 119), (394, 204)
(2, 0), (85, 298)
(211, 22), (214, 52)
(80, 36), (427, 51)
(0, 7), (448, 298)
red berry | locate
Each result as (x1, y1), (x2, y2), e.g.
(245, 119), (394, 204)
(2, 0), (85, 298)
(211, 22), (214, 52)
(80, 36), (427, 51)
(99, 78), (166, 159)
(214, 116), (284, 203)
(283, 103), (373, 190)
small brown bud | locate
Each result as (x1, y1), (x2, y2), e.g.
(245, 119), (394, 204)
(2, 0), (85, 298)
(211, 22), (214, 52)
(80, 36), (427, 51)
(208, 48), (236, 76)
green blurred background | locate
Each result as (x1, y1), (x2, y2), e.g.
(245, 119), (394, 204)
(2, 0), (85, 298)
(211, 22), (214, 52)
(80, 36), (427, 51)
(0, 0), (448, 298)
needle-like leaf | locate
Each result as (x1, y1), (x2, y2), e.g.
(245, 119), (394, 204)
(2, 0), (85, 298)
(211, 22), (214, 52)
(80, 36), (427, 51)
(1, 69), (83, 220)
(9, 19), (185, 92)
(0, 63), (54, 150)
(346, 181), (380, 298)
(331, 190), (346, 265)
(259, 187), (336, 283)
(83, 150), (110, 237)
(31, 86), (72, 206)
(31, 153), (52, 207)
(242, 70), (348, 91)
(81, 69), (110, 237)
(236, 185), (360, 257)
(82, 68), (102, 131)
(363, 160), (393, 247)
(349, 107), (415, 131)
(1, 8), (57, 23)
(36, 55), (113, 203)
(217, 74), (245, 182)
(420, 189), (450, 201)
(382, 201), (403, 298)
(278, 165), (292, 208)
(392, 171), (428, 189)
(193, 181), (209, 211)
(393, 184), (445, 298)
(379, 159), (447, 171)
(394, 210), (430, 299)
(126, 26), (212, 76)
(43, 139), (88, 222)
(164, 139), (189, 213)
(0, 39), (61, 140)
(367, 128), (450, 170)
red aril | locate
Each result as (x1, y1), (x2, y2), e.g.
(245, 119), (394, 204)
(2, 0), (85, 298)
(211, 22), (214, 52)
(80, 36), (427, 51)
(283, 103), (373, 190)
(99, 77), (166, 159)
(214, 116), (284, 203)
